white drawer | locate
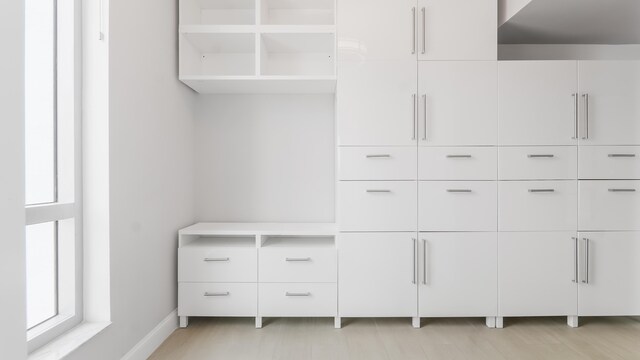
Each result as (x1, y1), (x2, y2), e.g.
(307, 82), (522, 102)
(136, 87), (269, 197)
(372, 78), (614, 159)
(339, 181), (417, 232)
(418, 147), (497, 180)
(579, 180), (640, 231)
(259, 283), (337, 317)
(178, 246), (257, 282)
(339, 147), (416, 180)
(499, 181), (577, 231)
(579, 146), (640, 180)
(259, 247), (337, 283)
(178, 283), (257, 317)
(418, 181), (497, 231)
(498, 147), (577, 180)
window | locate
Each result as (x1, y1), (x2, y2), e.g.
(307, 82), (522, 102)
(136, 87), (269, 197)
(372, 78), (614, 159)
(25, 0), (82, 350)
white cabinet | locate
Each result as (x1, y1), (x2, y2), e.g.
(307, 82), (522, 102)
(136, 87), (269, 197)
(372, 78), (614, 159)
(416, 0), (496, 60)
(259, 283), (337, 317)
(339, 147), (417, 181)
(498, 147), (577, 180)
(579, 180), (640, 231)
(419, 233), (497, 317)
(498, 61), (578, 146)
(578, 61), (640, 145)
(577, 232), (640, 316)
(337, 61), (418, 146)
(338, 233), (418, 317)
(179, 283), (258, 317)
(178, 237), (257, 282)
(578, 146), (640, 180)
(498, 232), (578, 317)
(418, 61), (497, 146)
(418, 147), (497, 180)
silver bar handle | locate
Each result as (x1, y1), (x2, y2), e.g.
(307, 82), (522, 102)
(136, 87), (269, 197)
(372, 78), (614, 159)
(204, 292), (229, 297)
(412, 238), (417, 284)
(366, 154), (391, 158)
(422, 94), (427, 141)
(528, 189), (555, 193)
(286, 292), (311, 297)
(422, 239), (427, 285)
(421, 7), (426, 54)
(366, 189), (391, 193)
(411, 7), (416, 54)
(446, 154), (472, 158)
(582, 238), (589, 284)
(285, 257), (311, 262)
(204, 257), (230, 262)
(582, 94), (589, 140)
(608, 189), (636, 192)
(446, 189), (472, 193)
(412, 94), (417, 140)
(608, 154), (636, 158)
(572, 237), (578, 283)
(527, 154), (555, 158)
(572, 93), (578, 139)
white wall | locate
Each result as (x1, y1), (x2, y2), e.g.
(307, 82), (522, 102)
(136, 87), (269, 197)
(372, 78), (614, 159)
(66, 0), (197, 358)
(195, 95), (335, 223)
(0, 0), (27, 359)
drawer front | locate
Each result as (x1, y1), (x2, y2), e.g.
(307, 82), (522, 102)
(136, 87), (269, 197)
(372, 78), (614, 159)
(499, 181), (577, 231)
(418, 147), (497, 180)
(419, 181), (497, 231)
(179, 247), (257, 282)
(339, 147), (416, 180)
(339, 181), (417, 231)
(259, 248), (337, 283)
(498, 146), (577, 180)
(579, 180), (640, 231)
(178, 283), (257, 317)
(259, 283), (337, 317)
(579, 146), (640, 180)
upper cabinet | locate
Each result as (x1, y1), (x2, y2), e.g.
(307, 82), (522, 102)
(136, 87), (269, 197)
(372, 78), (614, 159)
(578, 61), (640, 146)
(417, 0), (497, 60)
(498, 61), (578, 146)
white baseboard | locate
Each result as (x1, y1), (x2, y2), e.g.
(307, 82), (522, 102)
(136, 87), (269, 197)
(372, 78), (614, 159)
(121, 309), (178, 360)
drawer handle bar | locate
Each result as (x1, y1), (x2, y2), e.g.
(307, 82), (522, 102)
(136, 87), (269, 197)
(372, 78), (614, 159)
(366, 189), (391, 193)
(608, 189), (636, 192)
(366, 154), (391, 158)
(204, 292), (229, 297)
(528, 189), (555, 193)
(446, 154), (472, 158)
(527, 154), (555, 158)
(608, 154), (636, 158)
(446, 189), (472, 193)
(285, 257), (311, 262)
(204, 257), (230, 262)
(286, 292), (311, 297)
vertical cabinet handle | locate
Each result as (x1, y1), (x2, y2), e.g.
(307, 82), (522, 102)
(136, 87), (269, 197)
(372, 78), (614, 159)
(99, 0), (105, 40)
(411, 7), (416, 54)
(582, 94), (589, 140)
(572, 237), (578, 283)
(412, 238), (417, 284)
(421, 7), (426, 54)
(422, 94), (427, 140)
(412, 94), (417, 140)
(422, 239), (428, 285)
(572, 93), (578, 139)
(582, 238), (589, 284)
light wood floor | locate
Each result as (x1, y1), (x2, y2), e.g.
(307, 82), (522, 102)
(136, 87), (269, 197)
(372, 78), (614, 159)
(149, 317), (640, 360)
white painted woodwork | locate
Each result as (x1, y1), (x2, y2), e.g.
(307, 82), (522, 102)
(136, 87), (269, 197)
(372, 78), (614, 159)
(579, 180), (640, 231)
(178, 241), (258, 282)
(418, 181), (497, 232)
(578, 146), (640, 180)
(418, 233), (497, 317)
(259, 246), (337, 283)
(498, 61), (578, 146)
(259, 283), (337, 317)
(339, 147), (417, 181)
(498, 180), (577, 232)
(339, 181), (417, 232)
(417, 0), (497, 60)
(578, 61), (640, 145)
(498, 147), (577, 180)
(338, 233), (418, 317)
(418, 61), (497, 146)
(337, 61), (418, 146)
(498, 232), (578, 316)
(178, 283), (258, 317)
(418, 147), (497, 181)
(578, 232), (640, 316)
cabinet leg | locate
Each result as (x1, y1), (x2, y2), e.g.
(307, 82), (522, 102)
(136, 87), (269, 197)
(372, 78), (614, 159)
(412, 317), (421, 329)
(485, 317), (496, 328)
(179, 316), (188, 328)
(567, 316), (579, 328)
(496, 317), (504, 329)
(334, 316), (341, 329)
(255, 316), (262, 329)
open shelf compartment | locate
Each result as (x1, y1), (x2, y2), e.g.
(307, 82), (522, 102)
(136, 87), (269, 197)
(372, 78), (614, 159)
(179, 235), (256, 248)
(261, 235), (335, 248)
(180, 31), (256, 76)
(180, 0), (256, 25)
(260, 0), (335, 25)
(260, 32), (335, 76)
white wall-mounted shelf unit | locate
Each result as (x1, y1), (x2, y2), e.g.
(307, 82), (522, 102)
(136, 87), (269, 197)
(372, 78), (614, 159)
(179, 0), (336, 93)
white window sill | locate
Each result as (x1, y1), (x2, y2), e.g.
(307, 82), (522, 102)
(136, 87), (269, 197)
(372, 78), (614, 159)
(28, 321), (111, 360)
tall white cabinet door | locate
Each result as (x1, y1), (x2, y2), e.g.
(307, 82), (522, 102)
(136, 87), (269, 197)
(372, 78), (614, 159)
(337, 61), (418, 146)
(337, 0), (417, 61)
(578, 232), (640, 316)
(416, 0), (497, 60)
(578, 61), (640, 145)
(338, 233), (418, 317)
(418, 61), (497, 146)
(498, 232), (578, 316)
(419, 233), (497, 317)
(498, 61), (578, 146)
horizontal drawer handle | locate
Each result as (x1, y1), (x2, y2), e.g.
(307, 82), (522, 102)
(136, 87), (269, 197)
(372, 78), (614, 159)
(204, 292), (229, 297)
(609, 188), (636, 192)
(285, 292), (311, 297)
(366, 154), (391, 158)
(204, 257), (229, 262)
(285, 257), (311, 262)
(446, 154), (472, 158)
(527, 154), (555, 158)
(446, 189), (472, 193)
(366, 189), (391, 193)
(608, 154), (636, 158)
(528, 189), (555, 193)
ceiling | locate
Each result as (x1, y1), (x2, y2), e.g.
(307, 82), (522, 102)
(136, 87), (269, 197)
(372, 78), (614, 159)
(499, 0), (640, 44)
